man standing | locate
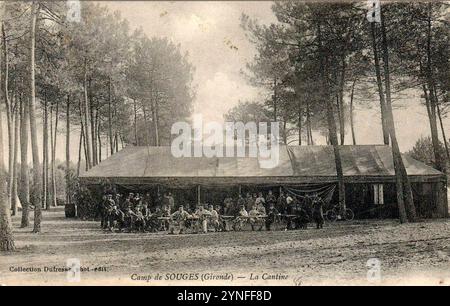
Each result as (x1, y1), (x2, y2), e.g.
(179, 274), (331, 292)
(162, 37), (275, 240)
(265, 203), (279, 231)
(245, 193), (254, 212)
(134, 206), (146, 232)
(277, 191), (287, 214)
(266, 190), (277, 210)
(163, 192), (175, 212)
(255, 192), (266, 208)
(286, 194), (294, 214)
(312, 197), (325, 229)
(236, 194), (246, 215)
(223, 196), (232, 214)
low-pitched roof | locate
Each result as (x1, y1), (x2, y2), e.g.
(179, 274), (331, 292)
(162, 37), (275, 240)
(79, 145), (445, 186)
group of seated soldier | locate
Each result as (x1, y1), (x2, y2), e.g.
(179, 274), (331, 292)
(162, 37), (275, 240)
(99, 189), (326, 233)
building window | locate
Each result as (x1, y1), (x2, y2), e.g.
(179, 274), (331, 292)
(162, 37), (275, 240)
(373, 184), (384, 205)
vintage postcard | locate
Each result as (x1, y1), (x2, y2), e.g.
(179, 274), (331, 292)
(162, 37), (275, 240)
(0, 0), (449, 290)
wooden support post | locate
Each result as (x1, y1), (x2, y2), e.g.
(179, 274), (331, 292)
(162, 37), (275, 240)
(197, 185), (201, 205)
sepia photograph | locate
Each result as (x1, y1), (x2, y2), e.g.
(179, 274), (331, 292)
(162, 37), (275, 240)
(0, 0), (449, 289)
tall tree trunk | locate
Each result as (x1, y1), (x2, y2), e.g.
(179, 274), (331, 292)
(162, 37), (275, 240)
(42, 95), (48, 211)
(0, 114), (14, 251)
(114, 132), (119, 152)
(94, 106), (99, 162)
(436, 101), (450, 161)
(380, 8), (416, 222)
(133, 98), (138, 146)
(89, 79), (97, 166)
(306, 99), (313, 145)
(30, 2), (42, 233)
(142, 103), (151, 146)
(79, 99), (88, 172)
(97, 120), (102, 163)
(49, 103), (53, 208)
(0, 8), (14, 248)
(425, 4), (445, 173)
(423, 85), (440, 165)
(317, 22), (345, 211)
(2, 22), (13, 212)
(298, 104), (302, 145)
(77, 127), (83, 177)
(83, 58), (92, 169)
(151, 93), (160, 146)
(273, 77), (278, 122)
(51, 100), (59, 207)
(108, 77), (114, 155)
(11, 102), (19, 216)
(20, 96), (30, 228)
(338, 57), (346, 145)
(370, 22), (390, 146)
(350, 79), (357, 145)
(65, 95), (70, 205)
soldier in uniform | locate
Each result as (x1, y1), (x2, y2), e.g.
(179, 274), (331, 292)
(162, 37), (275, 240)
(133, 193), (143, 209)
(294, 205), (310, 230)
(245, 193), (254, 212)
(277, 191), (287, 214)
(223, 196), (233, 214)
(248, 205), (264, 231)
(151, 207), (165, 231)
(123, 206), (139, 232)
(312, 196), (325, 229)
(169, 205), (191, 234)
(161, 192), (173, 213)
(256, 201), (266, 216)
(265, 190), (277, 210)
(108, 203), (124, 232)
(265, 203), (279, 231)
(194, 205), (212, 233)
(236, 194), (246, 215)
(255, 192), (266, 208)
(121, 193), (133, 213)
(208, 205), (221, 232)
(286, 194), (294, 214)
(133, 206), (146, 232)
(103, 194), (117, 230)
(115, 193), (123, 208)
(233, 205), (249, 231)
(161, 205), (171, 231)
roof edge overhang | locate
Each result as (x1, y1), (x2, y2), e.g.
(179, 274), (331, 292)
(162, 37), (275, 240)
(79, 174), (447, 187)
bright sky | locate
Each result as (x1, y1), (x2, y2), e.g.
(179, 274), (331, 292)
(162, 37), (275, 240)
(103, 1), (448, 151)
(105, 1), (277, 124)
(1, 1), (448, 165)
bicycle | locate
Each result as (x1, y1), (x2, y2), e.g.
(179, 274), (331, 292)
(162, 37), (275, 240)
(325, 203), (354, 222)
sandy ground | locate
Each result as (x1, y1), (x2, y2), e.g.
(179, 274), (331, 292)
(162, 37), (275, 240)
(1, 208), (450, 286)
